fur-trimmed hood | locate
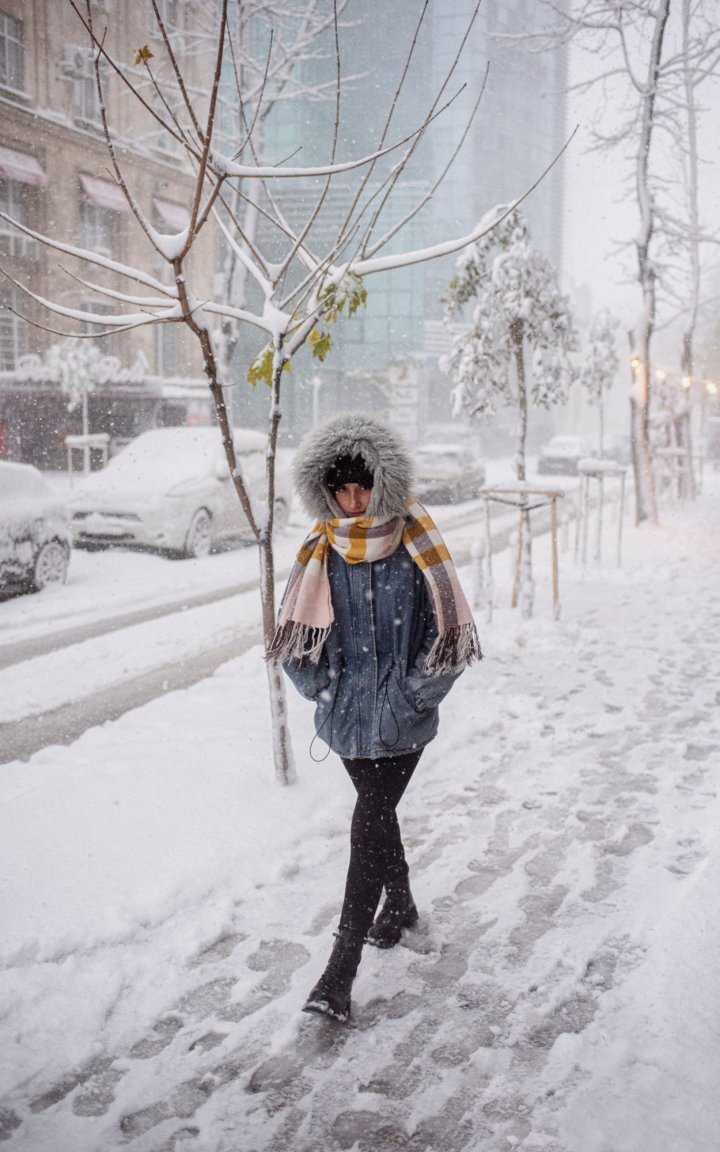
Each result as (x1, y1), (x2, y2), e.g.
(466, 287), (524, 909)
(292, 413), (414, 520)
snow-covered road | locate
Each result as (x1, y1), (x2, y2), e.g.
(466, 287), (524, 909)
(3, 477), (714, 1152)
(0, 488), (559, 755)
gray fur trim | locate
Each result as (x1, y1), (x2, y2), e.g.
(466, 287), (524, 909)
(292, 412), (414, 520)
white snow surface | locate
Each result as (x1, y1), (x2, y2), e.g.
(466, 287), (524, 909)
(1, 478), (719, 1151)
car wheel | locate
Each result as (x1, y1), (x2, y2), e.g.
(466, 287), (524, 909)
(32, 540), (69, 590)
(273, 498), (289, 531)
(184, 509), (212, 559)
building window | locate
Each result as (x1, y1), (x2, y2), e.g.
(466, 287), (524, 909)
(0, 178), (33, 257)
(79, 174), (128, 256)
(0, 287), (28, 370)
(80, 199), (115, 256)
(0, 148), (47, 257)
(0, 11), (24, 94)
(73, 50), (104, 127)
(80, 299), (116, 357)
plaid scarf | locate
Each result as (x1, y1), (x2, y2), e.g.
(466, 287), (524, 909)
(267, 499), (481, 674)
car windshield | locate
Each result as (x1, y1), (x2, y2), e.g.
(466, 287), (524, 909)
(98, 430), (223, 486)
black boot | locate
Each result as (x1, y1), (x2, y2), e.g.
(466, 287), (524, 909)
(302, 929), (365, 1022)
(367, 878), (419, 949)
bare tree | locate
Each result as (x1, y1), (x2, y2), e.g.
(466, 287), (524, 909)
(1, 0), (562, 783)
(540, 0), (720, 523)
(655, 0), (720, 496)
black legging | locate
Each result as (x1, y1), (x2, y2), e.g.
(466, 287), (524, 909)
(338, 749), (422, 937)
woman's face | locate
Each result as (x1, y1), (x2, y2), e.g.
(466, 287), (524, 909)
(334, 482), (373, 516)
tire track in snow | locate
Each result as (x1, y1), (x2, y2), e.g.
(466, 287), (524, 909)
(0, 626), (259, 765)
(0, 506), (564, 765)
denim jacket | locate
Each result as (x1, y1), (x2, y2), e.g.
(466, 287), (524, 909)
(282, 545), (460, 760)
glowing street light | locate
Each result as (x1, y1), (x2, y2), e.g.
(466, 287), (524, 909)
(681, 375), (692, 390)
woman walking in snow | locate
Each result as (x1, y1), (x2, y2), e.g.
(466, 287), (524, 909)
(269, 413), (480, 1022)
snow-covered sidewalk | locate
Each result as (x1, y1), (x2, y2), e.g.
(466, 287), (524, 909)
(1, 483), (719, 1152)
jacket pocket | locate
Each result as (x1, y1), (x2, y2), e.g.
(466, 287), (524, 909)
(312, 669), (333, 702)
(394, 668), (424, 713)
(310, 665), (343, 759)
(404, 668), (458, 712)
(379, 666), (424, 750)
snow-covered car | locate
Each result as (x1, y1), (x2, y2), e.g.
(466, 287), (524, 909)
(68, 426), (292, 558)
(0, 462), (71, 593)
(414, 444), (486, 504)
(537, 435), (592, 476)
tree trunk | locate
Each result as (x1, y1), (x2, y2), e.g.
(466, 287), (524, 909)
(678, 0), (700, 501)
(82, 389), (90, 476)
(513, 321), (528, 483)
(630, 354), (657, 526)
(512, 322), (533, 616)
(519, 508), (534, 619)
(260, 347), (296, 786)
(631, 0), (670, 525)
(179, 263), (295, 785)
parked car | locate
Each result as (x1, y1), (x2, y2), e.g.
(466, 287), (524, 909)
(68, 426), (292, 558)
(0, 461), (71, 593)
(537, 435), (592, 476)
(414, 443), (486, 504)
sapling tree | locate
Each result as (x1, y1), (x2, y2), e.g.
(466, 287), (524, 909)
(1, 0), (561, 782)
(578, 309), (620, 457)
(442, 208), (576, 618)
(442, 208), (577, 482)
(185, 0), (353, 383)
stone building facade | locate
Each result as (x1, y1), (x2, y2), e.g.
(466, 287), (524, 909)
(0, 0), (216, 466)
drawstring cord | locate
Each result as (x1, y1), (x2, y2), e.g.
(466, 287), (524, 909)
(378, 676), (400, 751)
(309, 661), (344, 763)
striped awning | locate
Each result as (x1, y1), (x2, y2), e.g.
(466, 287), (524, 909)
(153, 197), (190, 232)
(79, 173), (129, 212)
(0, 145), (48, 187)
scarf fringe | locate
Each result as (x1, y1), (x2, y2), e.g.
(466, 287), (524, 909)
(267, 620), (330, 666)
(423, 622), (482, 675)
